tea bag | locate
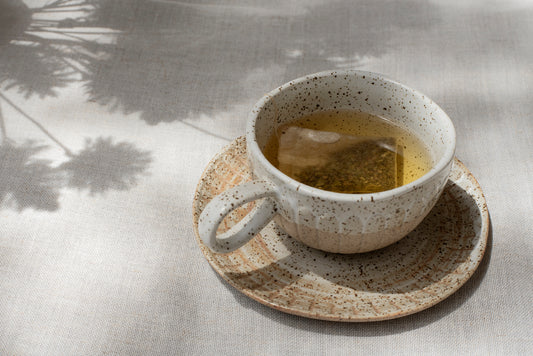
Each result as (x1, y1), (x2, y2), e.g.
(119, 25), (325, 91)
(277, 126), (403, 193)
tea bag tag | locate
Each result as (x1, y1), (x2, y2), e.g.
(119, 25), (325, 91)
(307, 129), (341, 143)
(277, 127), (347, 176)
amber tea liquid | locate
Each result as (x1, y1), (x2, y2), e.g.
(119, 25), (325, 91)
(263, 110), (433, 194)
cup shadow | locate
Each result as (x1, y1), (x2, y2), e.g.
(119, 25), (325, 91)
(216, 178), (490, 329)
(216, 219), (491, 334)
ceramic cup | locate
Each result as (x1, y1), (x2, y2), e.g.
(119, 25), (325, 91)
(198, 70), (456, 253)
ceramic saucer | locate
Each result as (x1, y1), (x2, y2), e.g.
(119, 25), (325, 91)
(192, 137), (489, 322)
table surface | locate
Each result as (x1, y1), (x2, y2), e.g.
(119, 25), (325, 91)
(1, 0), (532, 354)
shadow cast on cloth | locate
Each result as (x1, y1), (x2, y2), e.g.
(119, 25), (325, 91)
(0, 1), (153, 212)
(214, 182), (491, 334)
(80, 0), (439, 124)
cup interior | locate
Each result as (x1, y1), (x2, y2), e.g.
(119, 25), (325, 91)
(250, 70), (455, 173)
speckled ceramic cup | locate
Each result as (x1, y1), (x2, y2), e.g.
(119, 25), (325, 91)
(198, 70), (456, 253)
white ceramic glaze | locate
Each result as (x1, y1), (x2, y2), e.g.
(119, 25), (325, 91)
(198, 70), (456, 253)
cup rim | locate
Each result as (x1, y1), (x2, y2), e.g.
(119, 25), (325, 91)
(246, 69), (456, 202)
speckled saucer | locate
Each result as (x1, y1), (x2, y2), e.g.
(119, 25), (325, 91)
(192, 137), (489, 322)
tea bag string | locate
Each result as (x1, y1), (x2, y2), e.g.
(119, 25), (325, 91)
(271, 96), (281, 141)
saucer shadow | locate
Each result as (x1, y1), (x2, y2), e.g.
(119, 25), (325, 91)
(217, 219), (491, 334)
(220, 180), (491, 330)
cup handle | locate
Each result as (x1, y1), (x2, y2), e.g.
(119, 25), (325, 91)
(198, 181), (278, 253)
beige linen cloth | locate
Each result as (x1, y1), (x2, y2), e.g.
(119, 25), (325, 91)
(0, 0), (531, 354)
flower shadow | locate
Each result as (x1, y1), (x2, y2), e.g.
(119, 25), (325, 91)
(0, 94), (152, 212)
(0, 140), (62, 211)
(0, 0), (82, 99)
(0, 135), (152, 212)
(60, 137), (151, 195)
(2, 0), (440, 126)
